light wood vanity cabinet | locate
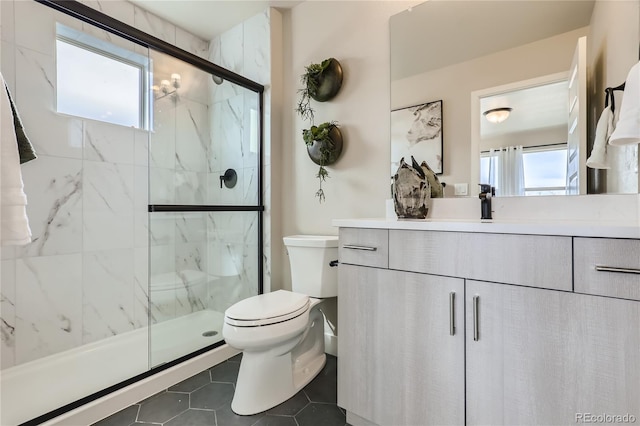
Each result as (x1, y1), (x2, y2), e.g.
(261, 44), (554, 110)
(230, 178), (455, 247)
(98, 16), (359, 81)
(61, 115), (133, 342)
(389, 230), (572, 291)
(574, 237), (640, 300)
(338, 228), (389, 268)
(338, 265), (464, 426)
(337, 227), (640, 426)
(466, 280), (640, 425)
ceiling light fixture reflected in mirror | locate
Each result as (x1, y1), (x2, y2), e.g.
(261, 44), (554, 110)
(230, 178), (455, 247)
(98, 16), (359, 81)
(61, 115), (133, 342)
(483, 107), (512, 124)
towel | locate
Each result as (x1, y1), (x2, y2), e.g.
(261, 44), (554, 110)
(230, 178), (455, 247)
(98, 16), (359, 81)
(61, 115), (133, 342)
(609, 61), (640, 146)
(586, 105), (613, 169)
(5, 83), (36, 164)
(1, 72), (32, 246)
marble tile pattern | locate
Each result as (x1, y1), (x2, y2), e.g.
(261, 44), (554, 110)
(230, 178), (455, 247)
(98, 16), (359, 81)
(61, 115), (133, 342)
(608, 144), (639, 193)
(0, 0), (272, 370)
(134, 5), (175, 45)
(0, 0), (229, 369)
(1, 259), (17, 369)
(205, 212), (260, 313)
(243, 10), (271, 86)
(15, 255), (83, 364)
(252, 9), (273, 294)
(213, 9), (273, 294)
(82, 249), (136, 344)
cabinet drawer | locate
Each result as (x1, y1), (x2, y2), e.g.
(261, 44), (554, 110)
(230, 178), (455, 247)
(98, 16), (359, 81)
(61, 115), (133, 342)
(574, 238), (640, 300)
(389, 230), (572, 291)
(339, 228), (389, 268)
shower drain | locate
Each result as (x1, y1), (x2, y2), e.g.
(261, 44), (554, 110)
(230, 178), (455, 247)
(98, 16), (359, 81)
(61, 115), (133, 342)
(202, 330), (218, 337)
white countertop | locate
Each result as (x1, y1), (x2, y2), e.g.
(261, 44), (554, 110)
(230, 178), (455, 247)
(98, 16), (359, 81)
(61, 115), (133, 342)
(332, 218), (640, 239)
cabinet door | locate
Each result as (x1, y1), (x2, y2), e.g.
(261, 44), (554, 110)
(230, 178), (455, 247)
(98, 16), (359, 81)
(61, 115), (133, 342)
(466, 280), (640, 425)
(338, 265), (464, 425)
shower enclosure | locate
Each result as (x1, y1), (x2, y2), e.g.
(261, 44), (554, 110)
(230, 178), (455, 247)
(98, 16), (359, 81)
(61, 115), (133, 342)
(147, 47), (263, 369)
(0, 1), (264, 424)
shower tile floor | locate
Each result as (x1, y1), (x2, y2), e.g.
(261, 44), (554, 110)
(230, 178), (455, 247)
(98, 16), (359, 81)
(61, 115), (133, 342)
(93, 354), (348, 426)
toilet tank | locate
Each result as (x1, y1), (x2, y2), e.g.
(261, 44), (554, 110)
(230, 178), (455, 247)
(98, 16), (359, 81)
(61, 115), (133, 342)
(283, 235), (339, 298)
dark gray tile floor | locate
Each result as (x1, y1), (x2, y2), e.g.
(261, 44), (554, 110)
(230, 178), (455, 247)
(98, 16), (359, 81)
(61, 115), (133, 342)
(93, 354), (347, 426)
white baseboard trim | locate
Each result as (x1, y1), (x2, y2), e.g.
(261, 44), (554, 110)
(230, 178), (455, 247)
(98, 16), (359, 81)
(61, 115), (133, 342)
(43, 344), (240, 426)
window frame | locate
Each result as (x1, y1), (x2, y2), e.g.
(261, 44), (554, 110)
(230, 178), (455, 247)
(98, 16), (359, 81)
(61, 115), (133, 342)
(55, 24), (151, 130)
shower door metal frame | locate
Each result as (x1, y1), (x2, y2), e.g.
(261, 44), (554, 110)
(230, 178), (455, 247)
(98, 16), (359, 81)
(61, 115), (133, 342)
(27, 1), (265, 425)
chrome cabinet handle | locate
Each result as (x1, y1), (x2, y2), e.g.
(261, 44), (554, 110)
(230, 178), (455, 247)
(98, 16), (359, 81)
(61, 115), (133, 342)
(449, 292), (456, 336)
(342, 245), (377, 251)
(595, 265), (640, 275)
(473, 296), (479, 342)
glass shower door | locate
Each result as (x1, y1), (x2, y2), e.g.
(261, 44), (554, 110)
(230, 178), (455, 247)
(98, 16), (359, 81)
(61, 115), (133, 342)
(147, 49), (262, 367)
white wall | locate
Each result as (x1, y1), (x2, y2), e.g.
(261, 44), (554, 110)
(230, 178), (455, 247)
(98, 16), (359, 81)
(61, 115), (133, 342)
(278, 0), (419, 290)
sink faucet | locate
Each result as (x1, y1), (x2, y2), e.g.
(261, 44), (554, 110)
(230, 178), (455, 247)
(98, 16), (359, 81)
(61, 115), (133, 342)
(478, 184), (495, 220)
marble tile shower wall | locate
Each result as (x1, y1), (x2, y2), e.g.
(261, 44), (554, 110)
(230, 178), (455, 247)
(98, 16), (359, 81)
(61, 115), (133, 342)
(207, 9), (272, 307)
(609, 144), (639, 193)
(148, 49), (212, 323)
(0, 0), (217, 369)
(149, 10), (272, 322)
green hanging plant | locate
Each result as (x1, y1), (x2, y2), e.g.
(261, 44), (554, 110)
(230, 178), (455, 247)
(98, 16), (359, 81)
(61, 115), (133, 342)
(302, 121), (341, 203)
(296, 58), (344, 203)
(296, 59), (334, 122)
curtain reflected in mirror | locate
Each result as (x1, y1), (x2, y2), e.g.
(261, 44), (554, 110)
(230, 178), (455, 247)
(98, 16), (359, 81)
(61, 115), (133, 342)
(482, 146), (524, 196)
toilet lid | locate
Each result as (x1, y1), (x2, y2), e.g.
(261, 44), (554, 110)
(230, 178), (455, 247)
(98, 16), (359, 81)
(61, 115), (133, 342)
(225, 290), (310, 326)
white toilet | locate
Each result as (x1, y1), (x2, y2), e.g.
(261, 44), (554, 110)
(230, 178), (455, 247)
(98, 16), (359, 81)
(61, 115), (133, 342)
(222, 235), (338, 415)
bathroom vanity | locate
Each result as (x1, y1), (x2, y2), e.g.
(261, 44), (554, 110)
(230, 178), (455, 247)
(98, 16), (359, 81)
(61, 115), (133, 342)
(334, 219), (640, 426)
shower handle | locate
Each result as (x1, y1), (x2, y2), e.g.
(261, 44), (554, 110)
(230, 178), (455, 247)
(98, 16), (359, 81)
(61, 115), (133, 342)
(220, 169), (237, 189)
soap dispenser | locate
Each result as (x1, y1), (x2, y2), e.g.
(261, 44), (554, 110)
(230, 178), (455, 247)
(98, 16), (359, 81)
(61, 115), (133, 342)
(478, 184), (495, 220)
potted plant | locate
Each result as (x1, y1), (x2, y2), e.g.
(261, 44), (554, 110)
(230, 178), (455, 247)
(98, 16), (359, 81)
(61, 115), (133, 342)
(302, 121), (343, 202)
(296, 58), (344, 202)
(296, 58), (343, 122)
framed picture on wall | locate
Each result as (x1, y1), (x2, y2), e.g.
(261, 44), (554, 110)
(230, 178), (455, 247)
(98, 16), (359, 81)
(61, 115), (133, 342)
(391, 100), (443, 176)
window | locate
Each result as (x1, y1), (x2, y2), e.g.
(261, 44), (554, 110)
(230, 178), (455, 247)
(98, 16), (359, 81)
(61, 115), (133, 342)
(481, 145), (568, 196)
(522, 147), (567, 196)
(56, 24), (149, 129)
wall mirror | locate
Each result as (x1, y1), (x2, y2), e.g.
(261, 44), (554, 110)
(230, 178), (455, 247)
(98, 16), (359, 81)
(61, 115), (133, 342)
(390, 0), (640, 197)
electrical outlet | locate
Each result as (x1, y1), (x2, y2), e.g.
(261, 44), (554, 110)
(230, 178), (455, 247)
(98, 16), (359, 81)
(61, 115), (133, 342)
(454, 183), (468, 196)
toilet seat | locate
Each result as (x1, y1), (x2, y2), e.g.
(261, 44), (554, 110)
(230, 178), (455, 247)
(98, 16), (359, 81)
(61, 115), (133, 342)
(225, 290), (310, 327)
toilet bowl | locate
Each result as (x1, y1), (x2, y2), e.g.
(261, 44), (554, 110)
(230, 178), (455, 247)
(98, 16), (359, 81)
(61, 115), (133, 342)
(222, 235), (338, 415)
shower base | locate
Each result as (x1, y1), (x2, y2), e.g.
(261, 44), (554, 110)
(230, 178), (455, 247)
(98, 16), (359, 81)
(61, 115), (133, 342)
(1, 309), (225, 426)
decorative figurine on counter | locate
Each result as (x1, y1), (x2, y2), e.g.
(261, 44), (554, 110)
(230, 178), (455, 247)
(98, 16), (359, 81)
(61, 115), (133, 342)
(417, 158), (444, 198)
(392, 156), (431, 219)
